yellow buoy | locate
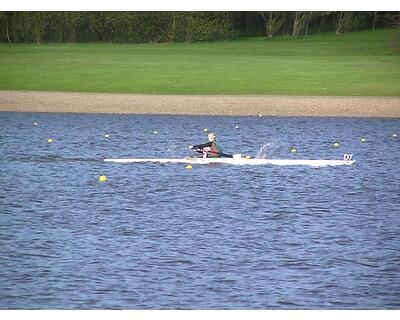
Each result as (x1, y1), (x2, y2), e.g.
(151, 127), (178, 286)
(47, 138), (54, 143)
(104, 134), (110, 138)
(332, 142), (340, 148)
(99, 175), (107, 182)
(244, 155), (251, 159)
(290, 148), (297, 153)
(185, 164), (193, 169)
(153, 130), (158, 135)
(360, 137), (366, 143)
(203, 128), (208, 132)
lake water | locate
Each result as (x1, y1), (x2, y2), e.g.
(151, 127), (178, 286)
(0, 112), (399, 309)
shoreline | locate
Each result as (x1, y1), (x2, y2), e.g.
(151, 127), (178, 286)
(1, 90), (400, 118)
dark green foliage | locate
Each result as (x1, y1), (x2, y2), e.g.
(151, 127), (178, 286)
(0, 11), (236, 43)
(0, 11), (398, 43)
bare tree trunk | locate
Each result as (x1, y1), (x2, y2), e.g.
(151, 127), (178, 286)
(304, 12), (312, 37)
(170, 12), (176, 42)
(260, 12), (286, 39)
(293, 12), (298, 37)
(292, 12), (308, 37)
(336, 12), (344, 34)
(268, 12), (273, 38)
(6, 23), (11, 43)
(35, 30), (41, 45)
(259, 12), (269, 37)
(372, 11), (377, 30)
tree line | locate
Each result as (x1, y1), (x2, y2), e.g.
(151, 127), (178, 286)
(0, 12), (399, 44)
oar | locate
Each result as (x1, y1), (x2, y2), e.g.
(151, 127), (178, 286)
(217, 152), (233, 158)
(192, 148), (233, 158)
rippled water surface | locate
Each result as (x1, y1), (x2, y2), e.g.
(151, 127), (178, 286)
(0, 112), (399, 309)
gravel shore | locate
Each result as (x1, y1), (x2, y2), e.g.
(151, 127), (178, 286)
(1, 90), (400, 117)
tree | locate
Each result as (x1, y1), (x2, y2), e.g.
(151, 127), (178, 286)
(0, 12), (12, 43)
(372, 11), (378, 30)
(172, 12), (233, 42)
(335, 12), (369, 34)
(0, 11), (397, 44)
(167, 12), (177, 42)
(65, 12), (82, 42)
(27, 12), (48, 44)
(379, 12), (400, 29)
(292, 12), (310, 37)
(259, 12), (286, 38)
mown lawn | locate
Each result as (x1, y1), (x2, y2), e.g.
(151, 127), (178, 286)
(0, 29), (399, 96)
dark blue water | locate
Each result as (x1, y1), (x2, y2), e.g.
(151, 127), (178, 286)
(0, 112), (399, 309)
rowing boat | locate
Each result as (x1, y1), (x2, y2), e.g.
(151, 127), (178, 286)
(104, 157), (355, 167)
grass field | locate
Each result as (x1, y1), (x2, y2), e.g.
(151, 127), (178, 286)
(0, 29), (399, 96)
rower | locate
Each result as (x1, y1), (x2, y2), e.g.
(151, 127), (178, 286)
(189, 132), (229, 158)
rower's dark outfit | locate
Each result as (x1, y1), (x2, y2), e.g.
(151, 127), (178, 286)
(192, 141), (222, 158)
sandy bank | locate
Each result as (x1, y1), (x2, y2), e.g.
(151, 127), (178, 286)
(1, 90), (400, 117)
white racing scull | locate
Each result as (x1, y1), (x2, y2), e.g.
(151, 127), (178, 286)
(104, 156), (355, 167)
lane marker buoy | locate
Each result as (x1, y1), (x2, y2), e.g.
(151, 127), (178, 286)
(186, 164), (193, 169)
(235, 125), (240, 129)
(153, 130), (158, 135)
(33, 122), (38, 126)
(99, 175), (107, 182)
(360, 137), (366, 143)
(203, 128), (208, 133)
(104, 134), (110, 138)
(332, 142), (340, 148)
(47, 138), (54, 143)
(244, 155), (251, 159)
